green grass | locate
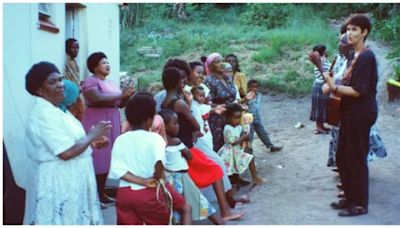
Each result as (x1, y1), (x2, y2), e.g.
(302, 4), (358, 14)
(120, 4), (337, 95)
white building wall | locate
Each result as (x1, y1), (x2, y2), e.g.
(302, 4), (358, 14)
(85, 3), (120, 84)
(3, 3), (120, 224)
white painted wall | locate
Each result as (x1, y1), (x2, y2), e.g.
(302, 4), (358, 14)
(3, 3), (120, 224)
(85, 3), (120, 83)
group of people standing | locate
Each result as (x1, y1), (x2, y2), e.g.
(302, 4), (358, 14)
(22, 13), (383, 225)
(309, 14), (386, 217)
(24, 36), (282, 224)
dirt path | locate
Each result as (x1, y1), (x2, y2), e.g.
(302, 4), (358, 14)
(226, 39), (400, 225)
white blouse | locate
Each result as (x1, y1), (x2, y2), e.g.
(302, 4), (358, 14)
(109, 130), (166, 190)
(165, 142), (188, 172)
(25, 96), (90, 162)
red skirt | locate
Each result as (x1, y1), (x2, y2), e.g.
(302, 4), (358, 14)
(187, 147), (224, 188)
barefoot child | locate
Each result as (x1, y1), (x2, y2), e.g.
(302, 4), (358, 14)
(218, 103), (265, 185)
(158, 109), (224, 225)
(109, 93), (192, 225)
(190, 85), (251, 208)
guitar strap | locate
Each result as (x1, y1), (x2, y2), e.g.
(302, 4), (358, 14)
(342, 47), (370, 85)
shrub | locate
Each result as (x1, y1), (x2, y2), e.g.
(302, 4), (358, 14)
(239, 4), (293, 29)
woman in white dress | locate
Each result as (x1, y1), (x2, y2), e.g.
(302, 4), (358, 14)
(24, 62), (111, 225)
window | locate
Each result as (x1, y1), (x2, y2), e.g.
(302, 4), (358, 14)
(38, 3), (59, 33)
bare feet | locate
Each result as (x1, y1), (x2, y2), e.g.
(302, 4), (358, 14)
(252, 176), (266, 185)
(222, 210), (246, 221)
(236, 194), (250, 204)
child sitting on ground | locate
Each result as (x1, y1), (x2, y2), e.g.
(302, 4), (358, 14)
(218, 103), (265, 185)
(109, 92), (192, 225)
(158, 109), (224, 225)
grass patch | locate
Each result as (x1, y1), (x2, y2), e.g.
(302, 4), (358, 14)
(120, 4), (338, 96)
(257, 70), (314, 97)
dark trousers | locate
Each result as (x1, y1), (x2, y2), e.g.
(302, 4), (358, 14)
(337, 113), (376, 208)
(250, 121), (274, 148)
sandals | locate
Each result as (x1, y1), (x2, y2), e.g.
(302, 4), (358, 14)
(314, 129), (329, 134)
(338, 206), (368, 217)
(336, 183), (343, 190)
(330, 199), (348, 210)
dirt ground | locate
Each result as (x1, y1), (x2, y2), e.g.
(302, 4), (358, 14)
(102, 39), (400, 225)
(224, 40), (400, 225)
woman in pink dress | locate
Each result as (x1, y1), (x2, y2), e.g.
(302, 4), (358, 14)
(82, 52), (134, 207)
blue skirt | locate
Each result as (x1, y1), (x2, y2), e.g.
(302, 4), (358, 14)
(310, 82), (329, 123)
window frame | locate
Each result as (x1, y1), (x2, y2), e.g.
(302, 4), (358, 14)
(37, 3), (59, 34)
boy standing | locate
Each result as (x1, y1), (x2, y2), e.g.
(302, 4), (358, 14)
(247, 80), (283, 152)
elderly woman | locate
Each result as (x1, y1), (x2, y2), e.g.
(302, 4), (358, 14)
(81, 52), (134, 207)
(204, 53), (238, 152)
(204, 53), (255, 152)
(25, 62), (111, 224)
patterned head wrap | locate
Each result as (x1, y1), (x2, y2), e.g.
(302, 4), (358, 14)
(205, 53), (222, 75)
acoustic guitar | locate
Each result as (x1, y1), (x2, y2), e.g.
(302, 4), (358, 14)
(326, 56), (341, 127)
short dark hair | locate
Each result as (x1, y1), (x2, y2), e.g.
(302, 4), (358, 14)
(346, 14), (371, 41)
(25, 61), (60, 96)
(163, 58), (191, 79)
(247, 79), (259, 88)
(125, 92), (156, 127)
(189, 61), (204, 71)
(191, 86), (204, 95)
(66, 38), (78, 52)
(224, 103), (243, 120)
(340, 24), (347, 35)
(225, 54), (241, 72)
(313, 44), (327, 56)
(200, 56), (207, 64)
(158, 109), (177, 125)
(162, 67), (183, 90)
(87, 52), (107, 73)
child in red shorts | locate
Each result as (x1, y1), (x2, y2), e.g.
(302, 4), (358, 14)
(109, 92), (192, 225)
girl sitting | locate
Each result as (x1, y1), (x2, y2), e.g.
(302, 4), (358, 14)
(158, 109), (224, 224)
(218, 103), (265, 185)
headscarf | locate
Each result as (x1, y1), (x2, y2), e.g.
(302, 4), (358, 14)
(25, 61), (60, 96)
(58, 79), (79, 112)
(205, 52), (222, 75)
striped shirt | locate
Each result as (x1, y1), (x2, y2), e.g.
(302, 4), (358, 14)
(314, 57), (331, 84)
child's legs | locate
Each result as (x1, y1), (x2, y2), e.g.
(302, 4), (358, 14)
(248, 157), (258, 179)
(208, 213), (225, 225)
(166, 183), (192, 225)
(253, 121), (274, 148)
(95, 173), (108, 201)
